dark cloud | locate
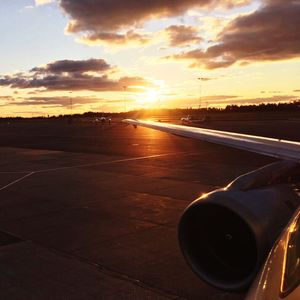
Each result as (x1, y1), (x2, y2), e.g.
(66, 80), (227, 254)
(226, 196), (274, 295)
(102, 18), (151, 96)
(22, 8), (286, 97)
(294, 89), (300, 92)
(0, 59), (152, 92)
(171, 0), (300, 68)
(84, 30), (150, 45)
(165, 25), (203, 47)
(59, 0), (250, 44)
(31, 59), (111, 74)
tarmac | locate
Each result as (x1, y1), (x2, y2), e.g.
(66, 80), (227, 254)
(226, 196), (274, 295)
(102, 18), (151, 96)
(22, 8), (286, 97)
(0, 119), (291, 300)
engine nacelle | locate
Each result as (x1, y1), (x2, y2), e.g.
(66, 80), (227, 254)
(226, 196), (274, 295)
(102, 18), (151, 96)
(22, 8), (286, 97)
(178, 161), (300, 291)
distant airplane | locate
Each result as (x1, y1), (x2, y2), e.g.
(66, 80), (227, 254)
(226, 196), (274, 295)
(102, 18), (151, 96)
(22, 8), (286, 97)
(123, 119), (300, 300)
(181, 115), (210, 125)
(93, 117), (111, 125)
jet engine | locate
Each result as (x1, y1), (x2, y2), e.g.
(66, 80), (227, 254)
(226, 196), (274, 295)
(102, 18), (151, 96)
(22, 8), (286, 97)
(178, 161), (300, 291)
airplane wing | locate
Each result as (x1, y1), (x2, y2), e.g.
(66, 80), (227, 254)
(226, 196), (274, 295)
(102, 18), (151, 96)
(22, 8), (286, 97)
(123, 119), (300, 162)
(124, 118), (300, 297)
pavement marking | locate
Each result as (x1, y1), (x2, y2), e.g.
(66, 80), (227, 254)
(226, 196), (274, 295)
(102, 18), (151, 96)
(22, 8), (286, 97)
(0, 172), (35, 191)
(0, 171), (31, 174)
(34, 151), (199, 173)
(0, 151), (200, 174)
(0, 151), (201, 192)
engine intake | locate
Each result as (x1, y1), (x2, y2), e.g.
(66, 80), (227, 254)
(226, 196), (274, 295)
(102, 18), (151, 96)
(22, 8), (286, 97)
(178, 161), (300, 291)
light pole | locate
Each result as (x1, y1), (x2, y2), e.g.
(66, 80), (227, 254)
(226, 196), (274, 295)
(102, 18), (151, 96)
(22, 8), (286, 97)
(123, 85), (127, 112)
(69, 91), (73, 115)
(197, 77), (204, 110)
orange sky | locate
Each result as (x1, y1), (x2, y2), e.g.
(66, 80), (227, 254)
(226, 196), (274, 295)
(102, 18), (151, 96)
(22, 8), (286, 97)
(1, 0), (300, 116)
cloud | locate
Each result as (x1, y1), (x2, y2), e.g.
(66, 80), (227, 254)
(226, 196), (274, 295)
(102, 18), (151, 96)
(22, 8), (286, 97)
(31, 58), (111, 74)
(170, 0), (300, 69)
(4, 95), (137, 110)
(12, 96), (101, 107)
(172, 94), (298, 107)
(59, 0), (251, 45)
(227, 95), (298, 105)
(261, 90), (282, 94)
(178, 94), (298, 108)
(198, 77), (218, 81)
(164, 25), (203, 47)
(202, 95), (238, 100)
(80, 30), (150, 46)
(0, 59), (152, 92)
(294, 89), (300, 92)
(0, 96), (13, 101)
(35, 0), (53, 6)
(167, 94), (238, 106)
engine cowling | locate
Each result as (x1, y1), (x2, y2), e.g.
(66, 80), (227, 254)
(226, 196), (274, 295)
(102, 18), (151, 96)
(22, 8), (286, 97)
(178, 161), (300, 291)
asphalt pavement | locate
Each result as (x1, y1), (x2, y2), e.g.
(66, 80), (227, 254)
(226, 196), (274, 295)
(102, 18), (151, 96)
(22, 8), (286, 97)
(0, 120), (284, 299)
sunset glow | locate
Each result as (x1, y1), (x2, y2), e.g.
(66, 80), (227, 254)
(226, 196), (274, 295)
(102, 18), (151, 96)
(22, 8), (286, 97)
(136, 90), (161, 108)
(1, 1), (300, 116)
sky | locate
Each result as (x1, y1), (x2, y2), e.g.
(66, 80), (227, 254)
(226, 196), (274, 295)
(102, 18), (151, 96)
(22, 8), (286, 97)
(0, 0), (300, 116)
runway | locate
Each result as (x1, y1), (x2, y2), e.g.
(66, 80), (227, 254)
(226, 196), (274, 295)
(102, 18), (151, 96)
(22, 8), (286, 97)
(0, 120), (288, 299)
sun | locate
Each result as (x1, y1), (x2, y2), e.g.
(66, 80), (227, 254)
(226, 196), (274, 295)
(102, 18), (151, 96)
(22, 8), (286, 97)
(137, 89), (160, 107)
(145, 90), (159, 103)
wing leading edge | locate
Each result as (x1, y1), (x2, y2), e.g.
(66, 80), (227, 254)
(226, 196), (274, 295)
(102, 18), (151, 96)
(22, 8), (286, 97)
(123, 119), (300, 162)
